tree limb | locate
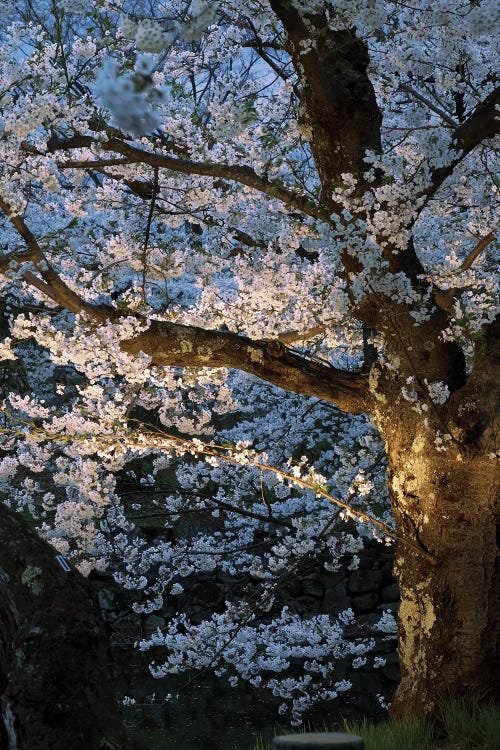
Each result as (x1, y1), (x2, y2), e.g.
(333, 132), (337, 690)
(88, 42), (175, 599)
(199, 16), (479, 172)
(277, 324), (326, 344)
(0, 204), (369, 415)
(0, 195), (116, 323)
(121, 322), (369, 414)
(46, 136), (331, 223)
(461, 230), (496, 272)
(264, 3), (428, 298)
(420, 86), (500, 207)
(268, 1), (382, 205)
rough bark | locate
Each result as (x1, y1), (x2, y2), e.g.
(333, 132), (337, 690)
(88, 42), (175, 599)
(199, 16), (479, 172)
(369, 332), (500, 716)
(382, 425), (499, 716)
(0, 503), (127, 750)
(121, 320), (370, 414)
(268, 0), (382, 200)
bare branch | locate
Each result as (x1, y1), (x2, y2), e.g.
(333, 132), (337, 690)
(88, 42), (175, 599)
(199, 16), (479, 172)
(128, 485), (296, 530)
(246, 16), (301, 99)
(461, 230), (496, 272)
(398, 83), (458, 128)
(21, 270), (59, 301)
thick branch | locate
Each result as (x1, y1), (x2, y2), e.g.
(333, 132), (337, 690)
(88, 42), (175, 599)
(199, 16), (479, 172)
(461, 230), (496, 272)
(122, 321), (369, 414)
(0, 207), (368, 414)
(277, 324), (326, 344)
(268, 1), (382, 206)
(422, 86), (500, 206)
(263, 2), (436, 307)
(0, 196), (115, 323)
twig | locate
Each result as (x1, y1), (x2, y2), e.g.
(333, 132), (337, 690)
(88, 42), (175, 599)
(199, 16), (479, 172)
(398, 83), (458, 128)
(141, 167), (159, 303)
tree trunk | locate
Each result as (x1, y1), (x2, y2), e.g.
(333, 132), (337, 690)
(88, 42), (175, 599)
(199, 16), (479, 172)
(380, 419), (500, 717)
(0, 503), (127, 749)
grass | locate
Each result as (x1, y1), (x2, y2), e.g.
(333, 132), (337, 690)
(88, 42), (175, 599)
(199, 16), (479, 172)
(251, 737), (274, 750)
(249, 699), (500, 750)
(436, 697), (500, 750)
(343, 715), (434, 750)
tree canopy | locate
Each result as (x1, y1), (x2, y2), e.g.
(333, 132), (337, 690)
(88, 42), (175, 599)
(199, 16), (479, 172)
(0, 0), (498, 730)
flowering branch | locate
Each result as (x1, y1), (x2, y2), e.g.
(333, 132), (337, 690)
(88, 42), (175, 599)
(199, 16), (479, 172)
(0, 202), (369, 415)
(398, 83), (459, 129)
(47, 137), (331, 223)
(433, 230), (497, 310)
(0, 413), (436, 562)
(0, 195), (115, 322)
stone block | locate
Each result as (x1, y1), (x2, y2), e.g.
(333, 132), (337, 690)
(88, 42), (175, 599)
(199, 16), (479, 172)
(280, 580), (302, 599)
(318, 569), (346, 588)
(381, 583), (399, 602)
(381, 560), (395, 579)
(382, 658), (400, 682)
(348, 670), (384, 695)
(191, 581), (224, 607)
(144, 614), (165, 630)
(370, 639), (397, 656)
(141, 704), (166, 729)
(302, 578), (324, 598)
(291, 596), (321, 614)
(347, 569), (383, 594)
(351, 592), (380, 611)
(97, 588), (115, 610)
(322, 583), (351, 613)
(344, 613), (380, 638)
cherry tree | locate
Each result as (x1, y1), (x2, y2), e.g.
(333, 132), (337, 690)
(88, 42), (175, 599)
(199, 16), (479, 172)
(0, 0), (498, 743)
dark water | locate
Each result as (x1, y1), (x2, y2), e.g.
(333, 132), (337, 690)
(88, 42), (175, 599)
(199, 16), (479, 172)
(130, 722), (274, 750)
(119, 640), (378, 749)
(126, 695), (349, 750)
(124, 681), (283, 750)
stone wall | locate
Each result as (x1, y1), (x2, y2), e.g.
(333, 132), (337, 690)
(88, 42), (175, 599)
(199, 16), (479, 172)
(92, 537), (399, 744)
